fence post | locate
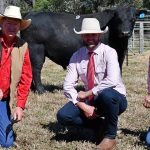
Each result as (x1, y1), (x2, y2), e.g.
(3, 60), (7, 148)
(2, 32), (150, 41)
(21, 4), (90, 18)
(132, 29), (135, 48)
(139, 22), (144, 53)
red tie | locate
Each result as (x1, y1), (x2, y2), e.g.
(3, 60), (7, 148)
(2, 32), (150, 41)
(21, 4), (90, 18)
(87, 52), (95, 101)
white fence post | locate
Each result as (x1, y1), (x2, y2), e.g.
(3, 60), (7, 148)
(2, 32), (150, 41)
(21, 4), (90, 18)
(139, 22), (144, 53)
(129, 13), (150, 53)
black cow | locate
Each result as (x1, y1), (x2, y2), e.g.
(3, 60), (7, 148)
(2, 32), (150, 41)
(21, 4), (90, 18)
(21, 6), (141, 93)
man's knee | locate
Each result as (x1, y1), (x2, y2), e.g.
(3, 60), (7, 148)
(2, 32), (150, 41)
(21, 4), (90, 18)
(99, 89), (120, 104)
(57, 108), (75, 126)
(57, 108), (70, 124)
(57, 109), (64, 123)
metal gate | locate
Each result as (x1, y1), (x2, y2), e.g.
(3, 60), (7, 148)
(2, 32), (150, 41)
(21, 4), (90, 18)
(128, 15), (150, 53)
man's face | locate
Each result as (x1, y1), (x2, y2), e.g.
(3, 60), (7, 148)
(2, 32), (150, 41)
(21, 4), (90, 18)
(81, 33), (101, 50)
(2, 18), (20, 38)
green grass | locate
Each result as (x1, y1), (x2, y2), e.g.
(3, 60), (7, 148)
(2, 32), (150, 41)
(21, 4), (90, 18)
(2, 51), (150, 150)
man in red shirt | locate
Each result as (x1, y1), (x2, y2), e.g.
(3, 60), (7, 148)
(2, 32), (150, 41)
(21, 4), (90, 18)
(0, 5), (32, 147)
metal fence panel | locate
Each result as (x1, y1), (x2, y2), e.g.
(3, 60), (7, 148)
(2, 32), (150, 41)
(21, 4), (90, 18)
(128, 15), (150, 53)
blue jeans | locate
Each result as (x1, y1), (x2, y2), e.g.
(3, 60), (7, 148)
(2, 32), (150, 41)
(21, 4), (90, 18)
(0, 100), (14, 148)
(57, 88), (127, 139)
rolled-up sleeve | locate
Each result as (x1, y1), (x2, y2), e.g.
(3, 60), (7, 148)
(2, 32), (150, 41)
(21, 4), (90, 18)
(63, 53), (79, 104)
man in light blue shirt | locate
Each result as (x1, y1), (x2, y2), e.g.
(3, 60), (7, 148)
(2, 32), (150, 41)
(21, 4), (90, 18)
(57, 18), (127, 150)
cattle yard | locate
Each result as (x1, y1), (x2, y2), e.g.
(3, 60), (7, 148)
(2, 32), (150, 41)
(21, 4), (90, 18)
(129, 13), (150, 53)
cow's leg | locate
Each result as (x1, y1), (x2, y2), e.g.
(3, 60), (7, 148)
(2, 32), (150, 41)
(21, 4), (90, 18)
(29, 43), (45, 94)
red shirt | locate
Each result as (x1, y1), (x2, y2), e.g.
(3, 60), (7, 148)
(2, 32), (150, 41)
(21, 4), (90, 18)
(0, 37), (32, 109)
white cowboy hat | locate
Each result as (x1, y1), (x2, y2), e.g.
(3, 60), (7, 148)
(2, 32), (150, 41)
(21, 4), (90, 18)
(0, 5), (31, 30)
(74, 18), (108, 34)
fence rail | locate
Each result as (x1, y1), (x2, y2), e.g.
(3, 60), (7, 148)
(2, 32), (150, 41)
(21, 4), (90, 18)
(129, 16), (150, 53)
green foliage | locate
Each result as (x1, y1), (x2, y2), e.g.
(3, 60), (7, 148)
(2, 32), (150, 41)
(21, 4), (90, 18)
(2, 0), (145, 13)
(132, 0), (143, 9)
(33, 0), (51, 11)
(33, 0), (144, 13)
(33, 0), (67, 12)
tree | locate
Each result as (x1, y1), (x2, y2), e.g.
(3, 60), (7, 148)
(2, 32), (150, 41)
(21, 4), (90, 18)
(0, 0), (145, 15)
(33, 0), (144, 14)
(143, 0), (150, 9)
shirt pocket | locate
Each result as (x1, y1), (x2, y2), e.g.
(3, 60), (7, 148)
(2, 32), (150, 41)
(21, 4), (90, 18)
(95, 64), (106, 81)
(78, 62), (87, 82)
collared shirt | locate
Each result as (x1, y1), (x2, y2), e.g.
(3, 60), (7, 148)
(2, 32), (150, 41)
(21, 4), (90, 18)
(63, 43), (126, 104)
(0, 37), (32, 109)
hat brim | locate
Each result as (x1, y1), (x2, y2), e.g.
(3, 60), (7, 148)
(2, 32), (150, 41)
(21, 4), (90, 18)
(20, 19), (31, 30)
(0, 14), (31, 30)
(73, 26), (108, 34)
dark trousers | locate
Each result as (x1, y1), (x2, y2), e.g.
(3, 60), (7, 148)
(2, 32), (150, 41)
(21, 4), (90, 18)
(57, 88), (127, 139)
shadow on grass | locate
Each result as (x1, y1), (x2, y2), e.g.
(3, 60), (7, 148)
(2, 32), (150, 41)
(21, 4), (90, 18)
(33, 84), (85, 93)
(43, 84), (63, 92)
(41, 121), (99, 144)
(42, 123), (149, 148)
(44, 84), (85, 93)
(120, 128), (147, 147)
(31, 84), (63, 94)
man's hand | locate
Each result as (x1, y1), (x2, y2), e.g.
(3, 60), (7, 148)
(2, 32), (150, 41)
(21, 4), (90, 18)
(76, 102), (98, 119)
(78, 90), (93, 101)
(78, 91), (88, 100)
(83, 104), (98, 119)
(144, 95), (150, 108)
(13, 107), (24, 123)
(0, 89), (3, 100)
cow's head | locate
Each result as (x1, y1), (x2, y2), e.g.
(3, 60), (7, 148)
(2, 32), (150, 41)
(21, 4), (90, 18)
(104, 6), (147, 70)
(107, 6), (137, 38)
(107, 6), (147, 38)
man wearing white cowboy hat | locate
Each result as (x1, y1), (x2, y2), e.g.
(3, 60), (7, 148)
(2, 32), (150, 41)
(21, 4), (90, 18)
(0, 5), (32, 148)
(57, 18), (127, 150)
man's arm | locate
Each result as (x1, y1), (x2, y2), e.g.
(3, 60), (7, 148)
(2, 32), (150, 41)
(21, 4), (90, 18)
(77, 90), (93, 100)
(63, 53), (79, 104)
(76, 101), (98, 119)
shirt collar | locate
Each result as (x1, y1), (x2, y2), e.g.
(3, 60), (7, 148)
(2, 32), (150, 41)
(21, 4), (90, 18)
(0, 36), (17, 48)
(85, 42), (101, 55)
